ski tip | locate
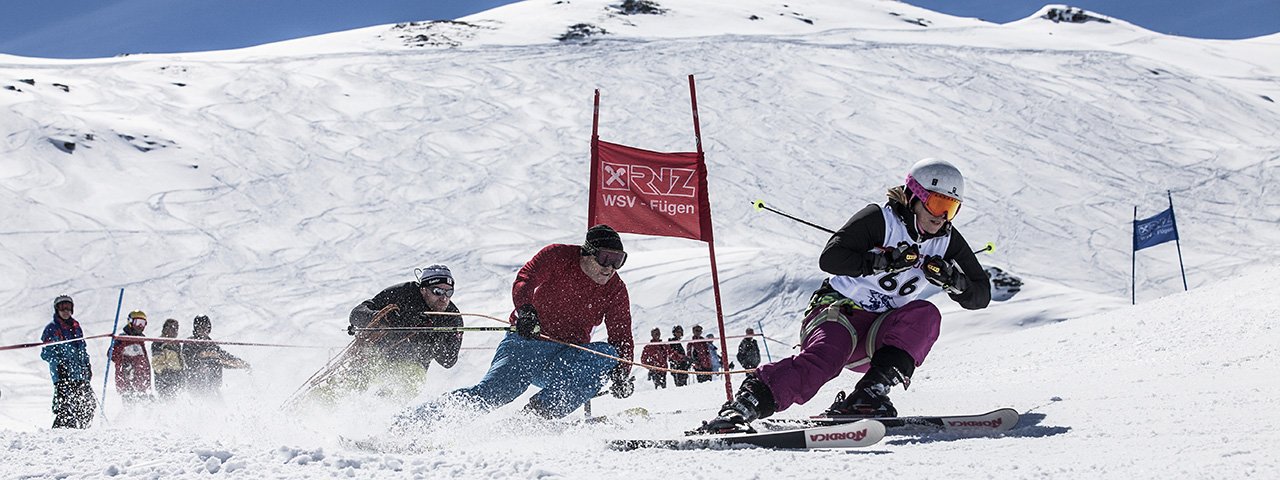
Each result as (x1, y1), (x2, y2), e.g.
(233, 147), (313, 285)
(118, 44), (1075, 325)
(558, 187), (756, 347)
(992, 408), (1022, 431)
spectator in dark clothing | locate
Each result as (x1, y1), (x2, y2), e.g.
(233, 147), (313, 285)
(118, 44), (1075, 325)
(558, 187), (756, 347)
(687, 325), (713, 383)
(339, 264), (464, 400)
(150, 319), (184, 400)
(40, 295), (96, 429)
(737, 327), (762, 370)
(668, 325), (690, 387)
(639, 328), (670, 389)
(182, 315), (249, 398)
(110, 310), (152, 405)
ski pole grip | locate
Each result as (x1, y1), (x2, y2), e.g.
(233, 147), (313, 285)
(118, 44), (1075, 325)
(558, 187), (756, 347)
(346, 325), (356, 336)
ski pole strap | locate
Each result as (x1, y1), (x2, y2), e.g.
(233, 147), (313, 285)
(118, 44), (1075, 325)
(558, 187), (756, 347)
(347, 326), (515, 334)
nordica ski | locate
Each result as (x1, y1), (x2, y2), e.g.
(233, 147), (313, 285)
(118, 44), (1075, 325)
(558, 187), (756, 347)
(608, 418), (885, 451)
(762, 408), (1020, 432)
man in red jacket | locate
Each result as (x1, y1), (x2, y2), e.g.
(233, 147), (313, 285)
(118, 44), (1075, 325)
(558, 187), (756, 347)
(440, 224), (635, 419)
(639, 328), (669, 389)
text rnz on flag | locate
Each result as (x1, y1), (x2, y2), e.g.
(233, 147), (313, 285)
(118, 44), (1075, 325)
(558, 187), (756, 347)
(588, 140), (712, 242)
(1133, 207), (1178, 251)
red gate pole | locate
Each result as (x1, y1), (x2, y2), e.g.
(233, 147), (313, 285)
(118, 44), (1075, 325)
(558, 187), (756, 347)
(687, 75), (734, 402)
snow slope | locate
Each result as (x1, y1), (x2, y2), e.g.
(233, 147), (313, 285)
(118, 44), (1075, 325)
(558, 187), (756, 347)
(1, 0), (1278, 477)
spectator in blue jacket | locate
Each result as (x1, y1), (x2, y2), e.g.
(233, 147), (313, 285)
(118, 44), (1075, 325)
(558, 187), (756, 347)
(706, 333), (724, 372)
(40, 295), (97, 429)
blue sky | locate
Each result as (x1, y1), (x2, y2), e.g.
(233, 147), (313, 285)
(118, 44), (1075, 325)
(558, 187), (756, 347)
(2, 0), (1277, 59)
(905, 0), (1279, 39)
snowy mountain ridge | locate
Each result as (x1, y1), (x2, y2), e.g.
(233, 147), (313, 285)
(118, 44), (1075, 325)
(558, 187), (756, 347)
(1, 0), (1278, 477)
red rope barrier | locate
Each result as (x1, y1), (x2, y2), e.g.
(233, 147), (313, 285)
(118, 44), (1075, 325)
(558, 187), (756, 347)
(0, 333), (115, 352)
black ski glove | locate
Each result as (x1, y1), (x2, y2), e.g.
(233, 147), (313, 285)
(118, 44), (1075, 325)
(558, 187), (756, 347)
(922, 255), (968, 294)
(608, 367), (635, 399)
(872, 242), (921, 274)
(515, 304), (541, 339)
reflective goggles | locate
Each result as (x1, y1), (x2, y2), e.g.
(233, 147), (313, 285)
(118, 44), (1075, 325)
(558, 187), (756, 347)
(128, 317), (148, 329)
(591, 249), (627, 269)
(906, 177), (962, 220)
(429, 286), (455, 298)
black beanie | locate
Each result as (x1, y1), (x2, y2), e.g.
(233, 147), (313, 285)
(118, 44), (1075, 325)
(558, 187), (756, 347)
(584, 224), (624, 252)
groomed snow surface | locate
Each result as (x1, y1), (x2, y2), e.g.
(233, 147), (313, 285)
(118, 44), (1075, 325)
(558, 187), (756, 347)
(2, 0), (1278, 477)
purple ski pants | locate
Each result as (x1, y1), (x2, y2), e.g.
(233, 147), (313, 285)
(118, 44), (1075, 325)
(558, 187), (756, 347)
(754, 299), (941, 413)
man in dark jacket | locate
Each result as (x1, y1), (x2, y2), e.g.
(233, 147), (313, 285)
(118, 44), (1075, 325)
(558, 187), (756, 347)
(687, 325), (713, 383)
(40, 295), (96, 428)
(150, 319), (184, 400)
(340, 264), (463, 400)
(668, 325), (690, 387)
(182, 315), (249, 398)
(736, 328), (762, 370)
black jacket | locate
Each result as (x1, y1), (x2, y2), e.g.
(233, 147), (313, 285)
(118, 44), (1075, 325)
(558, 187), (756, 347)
(182, 336), (245, 394)
(818, 201), (991, 310)
(350, 281), (463, 369)
(736, 337), (761, 369)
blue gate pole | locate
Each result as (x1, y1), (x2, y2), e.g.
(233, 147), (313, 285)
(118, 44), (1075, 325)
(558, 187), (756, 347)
(98, 288), (124, 422)
(1168, 191), (1188, 291)
(757, 320), (772, 363)
(1132, 206), (1137, 305)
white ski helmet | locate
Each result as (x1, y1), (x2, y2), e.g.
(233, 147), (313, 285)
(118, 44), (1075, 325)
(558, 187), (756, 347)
(905, 158), (964, 219)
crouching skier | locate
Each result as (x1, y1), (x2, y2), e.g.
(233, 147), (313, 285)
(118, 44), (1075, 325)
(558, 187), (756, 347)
(397, 225), (635, 427)
(698, 158), (991, 433)
(334, 264), (465, 401)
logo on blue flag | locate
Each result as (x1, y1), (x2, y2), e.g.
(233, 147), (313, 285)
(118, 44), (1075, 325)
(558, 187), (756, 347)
(1133, 207), (1178, 251)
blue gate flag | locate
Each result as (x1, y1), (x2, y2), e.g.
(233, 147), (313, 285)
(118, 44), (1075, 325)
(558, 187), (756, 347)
(1133, 207), (1178, 251)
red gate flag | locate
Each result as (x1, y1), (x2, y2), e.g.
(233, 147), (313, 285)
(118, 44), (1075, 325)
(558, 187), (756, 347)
(588, 139), (713, 242)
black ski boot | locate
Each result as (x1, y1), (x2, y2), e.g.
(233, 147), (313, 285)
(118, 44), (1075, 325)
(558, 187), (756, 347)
(825, 346), (914, 417)
(694, 376), (777, 434)
(825, 382), (897, 417)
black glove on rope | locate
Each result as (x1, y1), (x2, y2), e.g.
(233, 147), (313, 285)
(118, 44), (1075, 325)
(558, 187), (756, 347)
(922, 255), (968, 294)
(608, 367), (635, 399)
(872, 242), (921, 274)
(515, 304), (541, 338)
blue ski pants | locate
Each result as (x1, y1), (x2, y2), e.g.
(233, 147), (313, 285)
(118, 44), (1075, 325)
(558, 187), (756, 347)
(451, 332), (618, 418)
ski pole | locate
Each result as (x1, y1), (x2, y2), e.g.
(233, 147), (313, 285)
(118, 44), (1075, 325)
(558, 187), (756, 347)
(754, 199), (996, 254)
(346, 325), (515, 335)
(974, 241), (995, 255)
(98, 288), (125, 425)
(752, 200), (835, 234)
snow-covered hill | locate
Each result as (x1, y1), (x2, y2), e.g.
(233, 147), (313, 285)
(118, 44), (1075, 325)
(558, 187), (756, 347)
(1, 0), (1277, 477)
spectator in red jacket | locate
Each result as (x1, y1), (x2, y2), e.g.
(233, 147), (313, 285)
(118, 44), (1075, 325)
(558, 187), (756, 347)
(111, 310), (152, 405)
(640, 328), (670, 389)
(687, 325), (713, 383)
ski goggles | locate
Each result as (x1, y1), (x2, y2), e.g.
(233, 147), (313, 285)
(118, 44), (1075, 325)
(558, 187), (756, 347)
(429, 286), (455, 298)
(906, 177), (962, 220)
(128, 317), (148, 329)
(591, 249), (627, 269)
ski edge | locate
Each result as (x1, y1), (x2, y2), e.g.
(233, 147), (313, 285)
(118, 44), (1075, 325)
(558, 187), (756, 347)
(607, 419), (886, 451)
(763, 407), (1021, 432)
